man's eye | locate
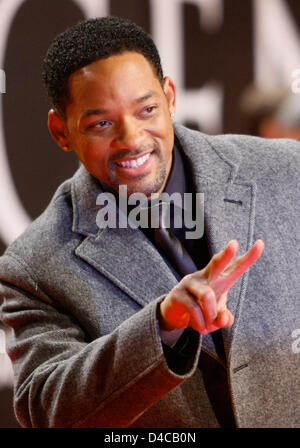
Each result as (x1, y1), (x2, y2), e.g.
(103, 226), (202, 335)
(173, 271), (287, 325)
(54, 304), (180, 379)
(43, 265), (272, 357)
(95, 120), (111, 128)
(140, 105), (158, 118)
(88, 120), (111, 130)
(145, 106), (156, 113)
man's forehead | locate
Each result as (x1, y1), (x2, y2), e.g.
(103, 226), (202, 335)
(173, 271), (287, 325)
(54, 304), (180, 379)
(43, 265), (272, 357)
(72, 51), (156, 81)
(67, 58), (164, 115)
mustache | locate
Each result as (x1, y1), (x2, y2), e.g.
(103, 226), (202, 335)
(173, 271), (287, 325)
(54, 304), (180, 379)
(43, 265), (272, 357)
(110, 143), (158, 163)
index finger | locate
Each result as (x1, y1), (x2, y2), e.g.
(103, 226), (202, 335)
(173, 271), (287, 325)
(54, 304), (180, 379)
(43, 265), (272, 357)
(206, 239), (240, 280)
(210, 239), (265, 296)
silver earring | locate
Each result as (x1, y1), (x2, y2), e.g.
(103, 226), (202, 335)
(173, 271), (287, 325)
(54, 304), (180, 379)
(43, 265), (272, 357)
(170, 112), (175, 119)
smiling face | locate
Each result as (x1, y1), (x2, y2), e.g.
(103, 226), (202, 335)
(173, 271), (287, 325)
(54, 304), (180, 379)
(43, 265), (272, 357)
(48, 51), (176, 197)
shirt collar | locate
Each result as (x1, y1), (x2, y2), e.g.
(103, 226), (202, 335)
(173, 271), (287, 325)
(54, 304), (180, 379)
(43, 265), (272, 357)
(164, 139), (191, 197)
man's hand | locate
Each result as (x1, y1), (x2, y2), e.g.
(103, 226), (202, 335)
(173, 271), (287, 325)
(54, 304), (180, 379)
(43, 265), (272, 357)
(159, 239), (265, 334)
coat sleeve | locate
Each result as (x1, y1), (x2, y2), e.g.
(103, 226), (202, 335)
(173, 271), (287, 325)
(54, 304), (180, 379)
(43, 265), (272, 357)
(0, 251), (201, 428)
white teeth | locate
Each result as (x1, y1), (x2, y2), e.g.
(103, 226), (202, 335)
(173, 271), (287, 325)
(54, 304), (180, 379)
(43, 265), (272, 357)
(119, 152), (151, 168)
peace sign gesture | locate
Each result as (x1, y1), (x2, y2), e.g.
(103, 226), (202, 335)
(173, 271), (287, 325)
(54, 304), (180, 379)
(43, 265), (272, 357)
(159, 239), (265, 334)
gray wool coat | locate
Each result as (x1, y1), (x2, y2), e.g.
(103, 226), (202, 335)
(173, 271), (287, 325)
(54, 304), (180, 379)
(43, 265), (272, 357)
(0, 123), (299, 428)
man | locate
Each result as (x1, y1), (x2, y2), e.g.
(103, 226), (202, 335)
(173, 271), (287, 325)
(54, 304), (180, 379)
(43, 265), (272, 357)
(0, 17), (298, 428)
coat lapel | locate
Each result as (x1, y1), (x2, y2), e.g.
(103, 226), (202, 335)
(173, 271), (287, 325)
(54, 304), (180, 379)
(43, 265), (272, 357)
(198, 178), (256, 357)
(75, 226), (178, 308)
(174, 124), (257, 357)
(71, 167), (178, 308)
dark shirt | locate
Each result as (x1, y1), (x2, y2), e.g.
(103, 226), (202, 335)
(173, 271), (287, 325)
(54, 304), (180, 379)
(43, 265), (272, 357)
(142, 138), (211, 274)
(153, 140), (236, 428)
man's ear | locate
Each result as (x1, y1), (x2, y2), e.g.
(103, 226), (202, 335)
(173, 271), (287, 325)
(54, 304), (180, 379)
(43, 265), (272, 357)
(48, 109), (72, 152)
(163, 76), (176, 116)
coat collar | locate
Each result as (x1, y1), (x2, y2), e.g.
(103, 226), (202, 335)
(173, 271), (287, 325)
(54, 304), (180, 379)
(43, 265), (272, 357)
(71, 165), (102, 237)
(71, 165), (179, 305)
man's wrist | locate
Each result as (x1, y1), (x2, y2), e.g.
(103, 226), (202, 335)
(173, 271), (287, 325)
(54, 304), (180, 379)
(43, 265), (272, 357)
(159, 325), (185, 347)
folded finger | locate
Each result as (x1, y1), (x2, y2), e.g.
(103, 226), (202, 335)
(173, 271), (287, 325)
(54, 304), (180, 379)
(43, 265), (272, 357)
(186, 280), (217, 326)
(214, 308), (234, 328)
(161, 289), (205, 331)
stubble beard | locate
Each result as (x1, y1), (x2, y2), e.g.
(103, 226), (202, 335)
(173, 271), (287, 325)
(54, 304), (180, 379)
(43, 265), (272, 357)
(108, 146), (168, 198)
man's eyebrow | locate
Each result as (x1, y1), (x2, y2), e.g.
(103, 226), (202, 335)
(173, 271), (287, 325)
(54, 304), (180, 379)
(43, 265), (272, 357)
(134, 90), (159, 103)
(81, 108), (108, 119)
(81, 91), (159, 119)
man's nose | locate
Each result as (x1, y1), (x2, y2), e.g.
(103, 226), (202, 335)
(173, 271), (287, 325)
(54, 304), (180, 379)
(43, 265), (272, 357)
(112, 118), (145, 150)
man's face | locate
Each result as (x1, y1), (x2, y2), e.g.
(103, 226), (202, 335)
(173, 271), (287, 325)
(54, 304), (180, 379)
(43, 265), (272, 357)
(50, 51), (176, 197)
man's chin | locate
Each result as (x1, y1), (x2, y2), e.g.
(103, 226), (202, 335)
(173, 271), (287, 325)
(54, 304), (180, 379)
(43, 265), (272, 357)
(112, 177), (163, 198)
(122, 181), (164, 198)
(111, 169), (167, 198)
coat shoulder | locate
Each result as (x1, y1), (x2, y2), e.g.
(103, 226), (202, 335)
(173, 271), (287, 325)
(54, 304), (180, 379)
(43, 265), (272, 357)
(2, 175), (75, 268)
(174, 123), (300, 181)
(209, 132), (300, 182)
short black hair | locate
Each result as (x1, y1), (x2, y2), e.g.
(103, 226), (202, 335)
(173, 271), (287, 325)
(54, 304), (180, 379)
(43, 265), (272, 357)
(42, 16), (164, 116)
